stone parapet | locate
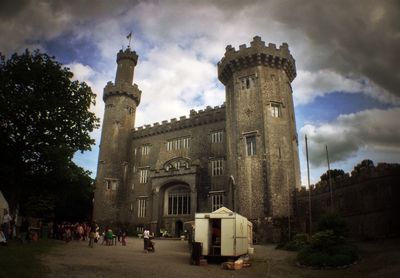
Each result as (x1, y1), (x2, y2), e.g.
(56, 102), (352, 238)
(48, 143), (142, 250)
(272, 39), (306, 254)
(103, 81), (141, 105)
(116, 48), (138, 64)
(218, 36), (296, 84)
(132, 104), (226, 138)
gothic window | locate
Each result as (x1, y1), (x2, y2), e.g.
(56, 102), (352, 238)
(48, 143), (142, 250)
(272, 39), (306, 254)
(271, 102), (282, 118)
(211, 159), (224, 176)
(211, 193), (224, 211)
(246, 135), (256, 156)
(141, 145), (151, 155)
(166, 186), (191, 215)
(139, 169), (149, 183)
(211, 130), (223, 143)
(167, 137), (191, 151)
(137, 199), (146, 218)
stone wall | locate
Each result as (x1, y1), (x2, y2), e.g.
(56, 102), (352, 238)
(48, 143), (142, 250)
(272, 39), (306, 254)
(295, 163), (400, 239)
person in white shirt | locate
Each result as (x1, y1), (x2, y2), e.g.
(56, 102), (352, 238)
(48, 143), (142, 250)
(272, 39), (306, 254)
(143, 228), (150, 252)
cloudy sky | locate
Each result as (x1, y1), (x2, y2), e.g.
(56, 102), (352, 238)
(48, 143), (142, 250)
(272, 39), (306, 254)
(1, 0), (399, 185)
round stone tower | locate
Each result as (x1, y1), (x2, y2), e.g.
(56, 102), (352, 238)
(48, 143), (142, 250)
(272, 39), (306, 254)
(218, 36), (301, 242)
(94, 47), (141, 224)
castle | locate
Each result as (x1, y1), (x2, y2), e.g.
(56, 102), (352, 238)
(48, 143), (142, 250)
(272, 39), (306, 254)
(93, 36), (301, 242)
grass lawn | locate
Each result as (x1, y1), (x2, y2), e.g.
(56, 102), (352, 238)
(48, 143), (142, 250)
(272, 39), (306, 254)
(0, 238), (58, 278)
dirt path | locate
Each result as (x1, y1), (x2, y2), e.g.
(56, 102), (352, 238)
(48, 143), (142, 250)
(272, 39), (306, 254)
(41, 238), (400, 278)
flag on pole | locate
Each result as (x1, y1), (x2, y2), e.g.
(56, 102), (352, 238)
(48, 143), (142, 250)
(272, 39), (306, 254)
(126, 32), (132, 39)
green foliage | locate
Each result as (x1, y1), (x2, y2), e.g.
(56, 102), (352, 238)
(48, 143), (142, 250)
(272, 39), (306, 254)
(0, 49), (99, 220)
(317, 212), (348, 237)
(309, 230), (344, 251)
(297, 214), (358, 267)
(353, 159), (374, 173)
(277, 233), (309, 251)
(298, 243), (358, 267)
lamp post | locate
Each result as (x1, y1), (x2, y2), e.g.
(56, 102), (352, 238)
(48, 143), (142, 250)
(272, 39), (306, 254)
(326, 145), (333, 212)
(305, 134), (312, 235)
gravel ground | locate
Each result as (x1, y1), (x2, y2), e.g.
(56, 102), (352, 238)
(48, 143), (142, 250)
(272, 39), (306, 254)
(41, 237), (400, 278)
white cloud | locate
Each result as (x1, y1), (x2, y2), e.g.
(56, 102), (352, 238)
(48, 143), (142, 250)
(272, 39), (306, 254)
(299, 107), (400, 167)
(134, 44), (223, 126)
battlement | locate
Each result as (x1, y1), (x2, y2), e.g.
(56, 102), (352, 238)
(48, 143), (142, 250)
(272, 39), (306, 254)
(132, 104), (226, 138)
(116, 48), (138, 65)
(296, 162), (400, 197)
(103, 81), (141, 105)
(218, 36), (296, 84)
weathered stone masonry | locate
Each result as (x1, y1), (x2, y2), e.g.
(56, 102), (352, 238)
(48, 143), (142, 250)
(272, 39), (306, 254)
(94, 36), (301, 242)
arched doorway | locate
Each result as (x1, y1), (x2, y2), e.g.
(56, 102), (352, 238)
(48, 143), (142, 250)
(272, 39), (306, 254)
(175, 220), (183, 237)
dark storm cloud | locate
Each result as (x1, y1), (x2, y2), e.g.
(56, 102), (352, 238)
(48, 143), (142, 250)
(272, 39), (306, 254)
(266, 0), (400, 100)
(0, 0), (138, 55)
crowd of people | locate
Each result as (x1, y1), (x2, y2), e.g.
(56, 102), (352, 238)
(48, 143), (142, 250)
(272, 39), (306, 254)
(2, 209), (156, 252)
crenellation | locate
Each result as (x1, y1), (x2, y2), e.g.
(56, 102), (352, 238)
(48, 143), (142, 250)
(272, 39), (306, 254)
(218, 36), (296, 84)
(133, 105), (226, 138)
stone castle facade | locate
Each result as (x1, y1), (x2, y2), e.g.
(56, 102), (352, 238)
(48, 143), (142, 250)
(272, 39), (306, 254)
(93, 36), (301, 242)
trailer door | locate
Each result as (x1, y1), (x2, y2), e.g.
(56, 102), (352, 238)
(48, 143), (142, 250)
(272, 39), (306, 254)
(194, 218), (209, 255)
(221, 218), (234, 256)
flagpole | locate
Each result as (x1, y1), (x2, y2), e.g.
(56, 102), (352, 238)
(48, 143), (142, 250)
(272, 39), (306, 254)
(305, 134), (312, 235)
(326, 145), (333, 212)
(126, 32), (132, 48)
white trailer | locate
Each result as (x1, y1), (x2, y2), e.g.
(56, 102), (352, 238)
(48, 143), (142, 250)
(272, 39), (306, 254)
(194, 207), (253, 257)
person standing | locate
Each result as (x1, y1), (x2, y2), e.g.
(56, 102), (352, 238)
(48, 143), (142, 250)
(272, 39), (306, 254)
(88, 222), (96, 248)
(2, 209), (12, 240)
(143, 227), (150, 252)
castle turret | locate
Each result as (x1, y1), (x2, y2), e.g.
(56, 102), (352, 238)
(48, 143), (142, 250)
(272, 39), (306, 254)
(94, 47), (141, 224)
(218, 36), (301, 242)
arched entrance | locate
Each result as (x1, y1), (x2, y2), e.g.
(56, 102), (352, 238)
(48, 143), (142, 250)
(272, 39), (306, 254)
(175, 220), (183, 236)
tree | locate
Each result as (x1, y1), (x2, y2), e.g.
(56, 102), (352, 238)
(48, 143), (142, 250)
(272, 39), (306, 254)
(0, 49), (99, 219)
(353, 159), (374, 173)
(320, 169), (345, 182)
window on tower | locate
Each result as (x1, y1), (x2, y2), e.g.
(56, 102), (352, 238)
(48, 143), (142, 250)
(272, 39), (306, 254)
(240, 75), (256, 90)
(270, 102), (282, 118)
(246, 135), (256, 156)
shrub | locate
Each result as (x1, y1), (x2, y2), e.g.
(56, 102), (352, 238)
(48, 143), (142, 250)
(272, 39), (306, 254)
(276, 233), (309, 251)
(310, 230), (344, 251)
(297, 240), (358, 267)
(317, 213), (348, 237)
